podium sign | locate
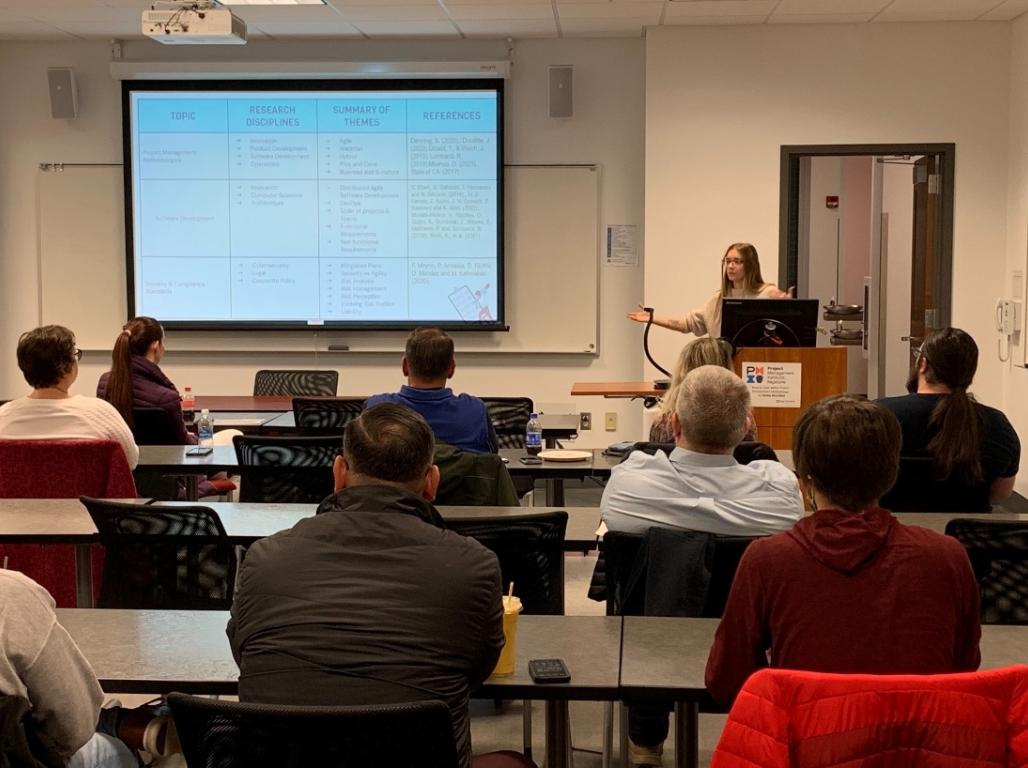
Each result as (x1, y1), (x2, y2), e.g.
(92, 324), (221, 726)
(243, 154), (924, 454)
(742, 361), (802, 408)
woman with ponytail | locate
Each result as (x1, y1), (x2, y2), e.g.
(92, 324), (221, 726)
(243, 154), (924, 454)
(878, 328), (1019, 511)
(97, 317), (194, 444)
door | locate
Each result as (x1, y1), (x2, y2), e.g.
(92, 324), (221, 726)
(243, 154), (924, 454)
(906, 154), (945, 370)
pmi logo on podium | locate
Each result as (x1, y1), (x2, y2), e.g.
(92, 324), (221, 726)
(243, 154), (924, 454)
(744, 365), (765, 384)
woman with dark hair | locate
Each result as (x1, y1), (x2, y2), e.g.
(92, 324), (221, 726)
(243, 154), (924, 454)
(627, 243), (789, 338)
(878, 327), (1019, 511)
(0, 325), (139, 468)
(705, 395), (981, 706)
(96, 317), (193, 444)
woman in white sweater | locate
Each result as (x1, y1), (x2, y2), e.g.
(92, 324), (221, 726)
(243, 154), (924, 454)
(627, 242), (790, 338)
(0, 325), (138, 468)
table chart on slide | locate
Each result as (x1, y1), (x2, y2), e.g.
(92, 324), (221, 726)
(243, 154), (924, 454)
(130, 93), (499, 322)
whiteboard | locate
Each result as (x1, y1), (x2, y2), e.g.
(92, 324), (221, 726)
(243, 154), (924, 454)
(36, 164), (599, 355)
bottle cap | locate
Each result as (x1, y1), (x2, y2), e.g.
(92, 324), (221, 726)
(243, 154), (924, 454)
(201, 408), (210, 415)
(529, 412), (539, 419)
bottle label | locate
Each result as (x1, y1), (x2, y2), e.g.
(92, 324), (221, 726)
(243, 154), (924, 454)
(526, 432), (543, 448)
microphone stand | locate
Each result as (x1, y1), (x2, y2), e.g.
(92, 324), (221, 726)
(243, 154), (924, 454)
(642, 307), (671, 391)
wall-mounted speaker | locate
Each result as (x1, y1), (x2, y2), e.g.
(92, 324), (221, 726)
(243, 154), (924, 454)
(548, 65), (573, 119)
(47, 67), (78, 119)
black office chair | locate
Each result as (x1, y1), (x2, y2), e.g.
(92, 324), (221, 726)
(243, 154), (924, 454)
(232, 435), (338, 504)
(883, 455), (992, 512)
(446, 511), (567, 615)
(291, 397), (365, 435)
(446, 510), (567, 758)
(130, 407), (183, 445)
(80, 496), (236, 610)
(628, 441), (778, 465)
(167, 694), (459, 768)
(945, 518), (1028, 624)
(481, 397), (534, 449)
(253, 370), (339, 397)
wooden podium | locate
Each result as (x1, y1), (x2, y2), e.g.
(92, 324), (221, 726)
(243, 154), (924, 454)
(733, 347), (847, 449)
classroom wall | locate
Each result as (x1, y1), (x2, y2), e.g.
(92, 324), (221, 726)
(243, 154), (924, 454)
(644, 22), (1011, 408)
(1002, 13), (1028, 496)
(0, 37), (646, 447)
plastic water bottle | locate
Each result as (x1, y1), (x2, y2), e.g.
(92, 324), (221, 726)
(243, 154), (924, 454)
(525, 412), (543, 456)
(181, 387), (196, 425)
(197, 409), (214, 449)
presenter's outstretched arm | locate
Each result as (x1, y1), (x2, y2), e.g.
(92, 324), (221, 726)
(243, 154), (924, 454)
(626, 308), (688, 333)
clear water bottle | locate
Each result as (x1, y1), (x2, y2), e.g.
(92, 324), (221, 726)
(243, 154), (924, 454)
(525, 412), (543, 456)
(197, 408), (214, 449)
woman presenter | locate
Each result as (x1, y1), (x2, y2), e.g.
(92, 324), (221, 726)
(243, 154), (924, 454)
(627, 243), (789, 338)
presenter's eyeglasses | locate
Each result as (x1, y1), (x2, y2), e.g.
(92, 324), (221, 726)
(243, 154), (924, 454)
(722, 257), (744, 266)
(71, 348), (83, 361)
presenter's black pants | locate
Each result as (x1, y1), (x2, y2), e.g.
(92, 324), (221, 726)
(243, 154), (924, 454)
(628, 701), (672, 746)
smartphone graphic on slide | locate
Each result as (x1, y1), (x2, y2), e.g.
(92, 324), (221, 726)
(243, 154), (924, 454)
(449, 285), (482, 321)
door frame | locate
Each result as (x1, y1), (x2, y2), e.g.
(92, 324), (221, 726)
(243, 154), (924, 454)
(779, 143), (955, 328)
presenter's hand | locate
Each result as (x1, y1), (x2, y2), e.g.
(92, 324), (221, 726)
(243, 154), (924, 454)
(627, 304), (652, 323)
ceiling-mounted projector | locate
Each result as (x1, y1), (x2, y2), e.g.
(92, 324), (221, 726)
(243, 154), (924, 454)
(143, 2), (246, 45)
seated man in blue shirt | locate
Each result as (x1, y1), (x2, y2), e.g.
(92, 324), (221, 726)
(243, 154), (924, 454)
(365, 327), (498, 453)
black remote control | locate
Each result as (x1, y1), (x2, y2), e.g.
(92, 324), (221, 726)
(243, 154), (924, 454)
(528, 658), (571, 684)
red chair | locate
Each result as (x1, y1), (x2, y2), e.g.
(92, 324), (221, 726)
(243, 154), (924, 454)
(712, 665), (1028, 768)
(0, 439), (137, 607)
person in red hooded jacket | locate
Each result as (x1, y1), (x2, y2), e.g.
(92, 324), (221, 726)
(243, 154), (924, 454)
(705, 394), (981, 708)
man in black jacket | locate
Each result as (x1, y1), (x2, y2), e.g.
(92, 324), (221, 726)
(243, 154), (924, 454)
(227, 404), (513, 767)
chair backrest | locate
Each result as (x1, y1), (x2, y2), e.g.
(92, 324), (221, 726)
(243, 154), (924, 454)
(945, 518), (1028, 624)
(481, 397), (534, 449)
(168, 694), (459, 768)
(233, 435), (338, 503)
(0, 439), (137, 498)
(433, 444), (520, 506)
(883, 455), (992, 512)
(292, 397), (365, 434)
(601, 528), (754, 618)
(132, 407), (183, 446)
(80, 496), (235, 610)
(445, 511), (567, 615)
(253, 369), (339, 397)
(628, 441), (778, 465)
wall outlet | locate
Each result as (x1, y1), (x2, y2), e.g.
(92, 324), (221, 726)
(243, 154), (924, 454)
(580, 412), (592, 430)
(605, 412), (617, 431)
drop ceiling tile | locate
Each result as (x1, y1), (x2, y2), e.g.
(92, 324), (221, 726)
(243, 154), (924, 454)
(225, 4), (342, 20)
(51, 19), (145, 35)
(446, 3), (553, 20)
(979, 0), (1028, 20)
(447, 0), (545, 4)
(559, 16), (649, 34)
(875, 0), (1002, 21)
(352, 19), (459, 34)
(661, 13), (768, 24)
(0, 20), (77, 37)
(252, 20), (363, 35)
(339, 4), (448, 20)
(329, 0), (437, 5)
(768, 12), (877, 23)
(775, 0), (890, 12)
(22, 5), (136, 21)
(664, 0), (776, 18)
(0, 0), (105, 7)
(558, 1), (662, 19)
(456, 17), (558, 34)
